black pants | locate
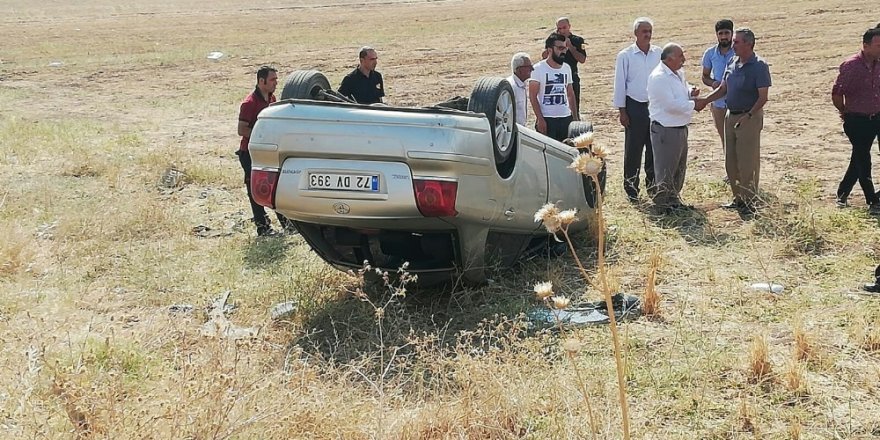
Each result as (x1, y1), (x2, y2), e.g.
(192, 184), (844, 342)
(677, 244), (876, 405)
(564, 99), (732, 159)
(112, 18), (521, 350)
(623, 96), (655, 198)
(237, 150), (290, 229)
(837, 114), (880, 205)
(572, 77), (581, 112)
(540, 115), (573, 143)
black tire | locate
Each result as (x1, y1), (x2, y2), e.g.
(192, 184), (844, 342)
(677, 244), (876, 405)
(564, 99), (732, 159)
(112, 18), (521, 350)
(567, 120), (594, 139)
(280, 70), (331, 100)
(468, 77), (517, 167)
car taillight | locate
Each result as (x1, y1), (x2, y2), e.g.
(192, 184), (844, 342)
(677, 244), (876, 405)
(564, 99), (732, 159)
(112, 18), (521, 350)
(413, 179), (457, 217)
(251, 169), (279, 208)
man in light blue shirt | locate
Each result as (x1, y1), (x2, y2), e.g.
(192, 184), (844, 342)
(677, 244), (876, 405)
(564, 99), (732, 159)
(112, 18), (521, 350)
(701, 19), (735, 150)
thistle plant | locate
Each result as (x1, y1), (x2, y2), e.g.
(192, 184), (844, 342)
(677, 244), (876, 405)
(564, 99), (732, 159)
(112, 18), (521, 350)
(534, 132), (632, 439)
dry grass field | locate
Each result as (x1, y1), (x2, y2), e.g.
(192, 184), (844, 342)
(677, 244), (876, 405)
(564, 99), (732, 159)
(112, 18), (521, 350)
(2, 0), (880, 438)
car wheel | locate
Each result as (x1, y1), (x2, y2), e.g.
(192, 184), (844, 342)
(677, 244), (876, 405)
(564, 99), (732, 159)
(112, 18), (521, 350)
(280, 70), (331, 100)
(468, 77), (517, 168)
(567, 120), (594, 139)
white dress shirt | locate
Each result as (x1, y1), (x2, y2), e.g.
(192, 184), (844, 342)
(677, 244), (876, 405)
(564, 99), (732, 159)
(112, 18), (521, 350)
(647, 62), (695, 128)
(612, 43), (661, 107)
(506, 74), (527, 125)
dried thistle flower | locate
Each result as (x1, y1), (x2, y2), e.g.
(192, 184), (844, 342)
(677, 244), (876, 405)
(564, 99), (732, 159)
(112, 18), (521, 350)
(534, 281), (554, 300)
(569, 153), (604, 176)
(551, 296), (570, 310)
(534, 203), (562, 233)
(572, 131), (594, 149)
(590, 143), (609, 160)
(374, 307), (385, 320)
(557, 209), (579, 226)
(562, 338), (582, 354)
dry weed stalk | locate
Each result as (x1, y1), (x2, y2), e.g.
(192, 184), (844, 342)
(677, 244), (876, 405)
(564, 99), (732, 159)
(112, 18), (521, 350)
(535, 139), (631, 439)
(738, 398), (756, 433)
(792, 320), (813, 362)
(350, 261), (416, 439)
(642, 252), (661, 317)
(783, 359), (809, 396)
(748, 333), (773, 383)
(534, 282), (598, 440)
(788, 418), (802, 440)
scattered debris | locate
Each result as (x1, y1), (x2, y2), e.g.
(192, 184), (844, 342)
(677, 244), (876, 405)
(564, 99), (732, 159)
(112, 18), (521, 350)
(48, 61), (64, 67)
(270, 301), (297, 320)
(158, 166), (185, 189)
(528, 293), (642, 328)
(750, 282), (784, 294)
(200, 291), (257, 339)
(168, 304), (195, 314)
(191, 224), (234, 238)
(206, 51), (224, 61)
(35, 221), (58, 240)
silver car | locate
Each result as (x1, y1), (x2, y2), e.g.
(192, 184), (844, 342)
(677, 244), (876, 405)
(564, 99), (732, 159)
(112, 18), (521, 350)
(247, 70), (602, 284)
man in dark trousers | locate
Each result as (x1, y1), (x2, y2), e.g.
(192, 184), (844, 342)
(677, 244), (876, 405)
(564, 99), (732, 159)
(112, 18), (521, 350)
(337, 47), (385, 104)
(832, 27), (880, 215)
(555, 17), (587, 108)
(237, 66), (293, 237)
(613, 17), (661, 202)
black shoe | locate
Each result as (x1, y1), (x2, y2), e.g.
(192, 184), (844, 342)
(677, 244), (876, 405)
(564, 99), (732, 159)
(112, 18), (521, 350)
(721, 200), (742, 210)
(864, 283), (880, 293)
(870, 203), (880, 215)
(257, 226), (279, 237)
(836, 195), (848, 208)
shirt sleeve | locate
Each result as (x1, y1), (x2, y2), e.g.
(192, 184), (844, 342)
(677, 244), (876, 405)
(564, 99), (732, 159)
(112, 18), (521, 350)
(572, 35), (587, 57)
(612, 51), (628, 108)
(756, 61), (772, 88)
(832, 61), (849, 96)
(337, 74), (352, 98)
(238, 100), (255, 125)
(701, 47), (712, 69)
(377, 73), (385, 98)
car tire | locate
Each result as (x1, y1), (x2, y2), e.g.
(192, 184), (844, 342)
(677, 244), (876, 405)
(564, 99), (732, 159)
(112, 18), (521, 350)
(468, 77), (517, 168)
(567, 120), (594, 139)
(280, 70), (331, 100)
(567, 121), (605, 207)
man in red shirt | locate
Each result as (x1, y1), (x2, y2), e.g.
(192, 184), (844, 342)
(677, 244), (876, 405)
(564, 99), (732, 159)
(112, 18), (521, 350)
(237, 66), (293, 236)
(832, 27), (880, 215)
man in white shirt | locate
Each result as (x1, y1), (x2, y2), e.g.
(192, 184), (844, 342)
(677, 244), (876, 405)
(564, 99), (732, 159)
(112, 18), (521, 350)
(647, 43), (708, 211)
(507, 52), (533, 126)
(612, 17), (661, 202)
(530, 33), (579, 142)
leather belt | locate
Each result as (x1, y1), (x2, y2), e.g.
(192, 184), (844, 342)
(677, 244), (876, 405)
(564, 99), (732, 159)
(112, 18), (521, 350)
(728, 110), (750, 115)
(651, 121), (686, 129)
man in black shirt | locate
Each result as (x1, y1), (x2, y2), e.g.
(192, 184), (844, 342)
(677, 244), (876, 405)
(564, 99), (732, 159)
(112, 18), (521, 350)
(555, 17), (587, 107)
(337, 46), (385, 104)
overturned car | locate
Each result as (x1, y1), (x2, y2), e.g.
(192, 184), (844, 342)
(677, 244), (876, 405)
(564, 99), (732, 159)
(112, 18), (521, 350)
(247, 70), (603, 284)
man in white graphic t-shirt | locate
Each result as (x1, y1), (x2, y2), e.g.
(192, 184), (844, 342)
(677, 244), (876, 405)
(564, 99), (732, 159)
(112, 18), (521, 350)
(529, 33), (579, 142)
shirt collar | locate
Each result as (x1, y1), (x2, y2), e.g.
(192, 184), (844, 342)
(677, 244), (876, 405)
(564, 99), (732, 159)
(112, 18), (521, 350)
(509, 74), (526, 88)
(659, 62), (682, 79)
(252, 87), (270, 103)
(630, 43), (658, 54)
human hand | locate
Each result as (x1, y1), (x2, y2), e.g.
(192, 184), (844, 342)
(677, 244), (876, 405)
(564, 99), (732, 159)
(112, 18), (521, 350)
(690, 86), (700, 97)
(694, 98), (707, 112)
(733, 115), (749, 129)
(618, 110), (630, 127)
(536, 118), (547, 134)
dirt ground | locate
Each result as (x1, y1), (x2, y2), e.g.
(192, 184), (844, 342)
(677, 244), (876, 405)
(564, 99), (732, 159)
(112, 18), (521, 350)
(2, 0), (880, 438)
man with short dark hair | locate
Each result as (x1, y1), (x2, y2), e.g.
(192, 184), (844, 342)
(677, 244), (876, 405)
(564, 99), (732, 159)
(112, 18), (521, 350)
(555, 17), (588, 107)
(338, 47), (385, 104)
(237, 66), (293, 236)
(529, 33), (579, 142)
(507, 52), (533, 126)
(703, 28), (772, 214)
(613, 17), (661, 202)
(832, 27), (880, 214)
(701, 19), (736, 152)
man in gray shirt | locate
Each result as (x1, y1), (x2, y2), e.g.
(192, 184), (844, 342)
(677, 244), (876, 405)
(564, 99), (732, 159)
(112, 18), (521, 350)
(703, 28), (771, 214)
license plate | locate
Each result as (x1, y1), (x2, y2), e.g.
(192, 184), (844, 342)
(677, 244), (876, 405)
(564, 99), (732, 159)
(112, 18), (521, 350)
(308, 173), (379, 192)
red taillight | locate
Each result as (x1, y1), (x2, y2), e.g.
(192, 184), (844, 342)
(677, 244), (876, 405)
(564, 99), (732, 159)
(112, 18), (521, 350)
(251, 169), (279, 208)
(413, 179), (457, 217)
